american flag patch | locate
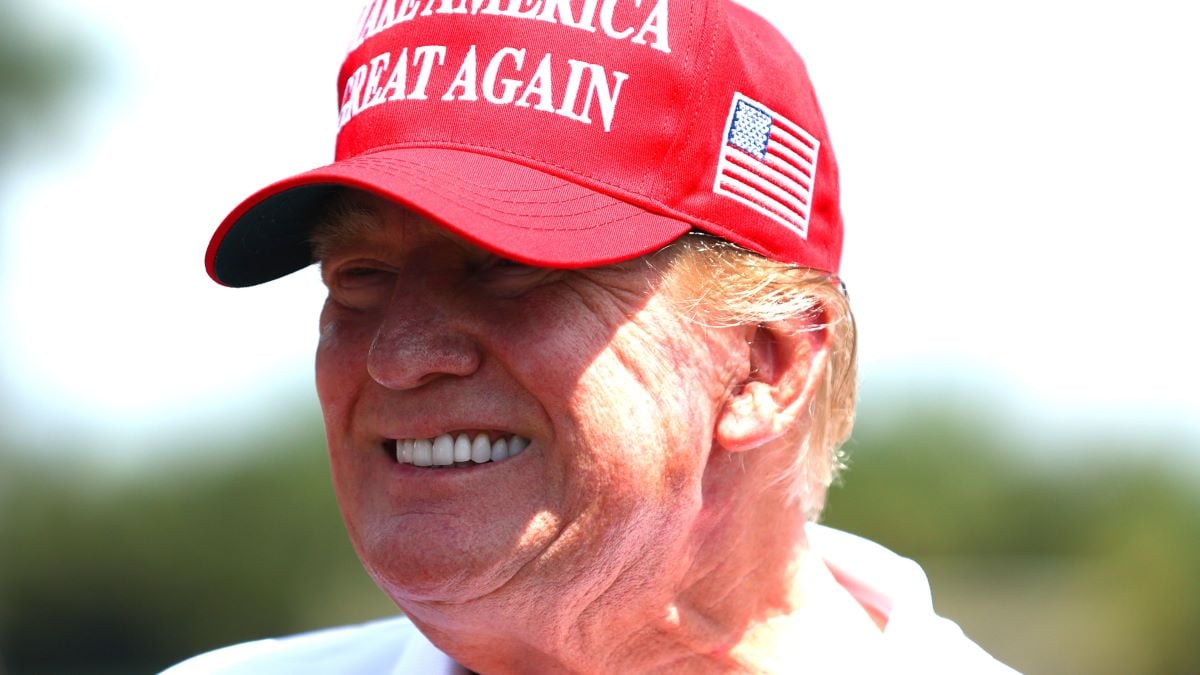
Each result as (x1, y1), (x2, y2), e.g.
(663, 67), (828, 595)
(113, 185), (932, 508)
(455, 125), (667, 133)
(713, 93), (820, 238)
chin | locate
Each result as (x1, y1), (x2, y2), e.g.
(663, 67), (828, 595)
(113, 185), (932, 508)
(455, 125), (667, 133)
(350, 510), (549, 605)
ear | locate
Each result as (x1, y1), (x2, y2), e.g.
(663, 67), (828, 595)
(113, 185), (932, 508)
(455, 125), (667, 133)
(715, 312), (831, 453)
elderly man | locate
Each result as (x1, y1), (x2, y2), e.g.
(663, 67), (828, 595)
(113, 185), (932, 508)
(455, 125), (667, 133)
(169, 1), (1017, 672)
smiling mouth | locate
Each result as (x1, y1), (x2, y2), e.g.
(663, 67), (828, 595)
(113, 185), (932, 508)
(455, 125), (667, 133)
(389, 433), (530, 468)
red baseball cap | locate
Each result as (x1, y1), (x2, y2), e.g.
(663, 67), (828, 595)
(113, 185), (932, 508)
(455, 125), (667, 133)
(207, 0), (842, 287)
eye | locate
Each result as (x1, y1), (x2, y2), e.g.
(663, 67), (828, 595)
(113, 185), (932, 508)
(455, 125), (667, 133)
(475, 256), (553, 294)
(323, 259), (396, 309)
(489, 257), (538, 275)
(337, 265), (392, 286)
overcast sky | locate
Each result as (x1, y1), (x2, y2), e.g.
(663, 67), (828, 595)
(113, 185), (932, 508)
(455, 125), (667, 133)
(3, 0), (1198, 459)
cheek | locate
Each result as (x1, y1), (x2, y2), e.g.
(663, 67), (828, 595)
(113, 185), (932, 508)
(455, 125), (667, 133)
(315, 305), (377, 430)
(478, 290), (618, 402)
(569, 337), (718, 502)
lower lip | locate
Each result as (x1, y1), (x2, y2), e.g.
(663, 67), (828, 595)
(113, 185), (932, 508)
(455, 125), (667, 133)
(367, 448), (538, 508)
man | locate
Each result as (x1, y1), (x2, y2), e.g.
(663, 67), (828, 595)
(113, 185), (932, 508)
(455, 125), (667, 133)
(170, 0), (1017, 672)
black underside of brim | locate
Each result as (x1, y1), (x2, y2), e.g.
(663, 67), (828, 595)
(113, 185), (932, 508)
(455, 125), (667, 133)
(213, 184), (340, 287)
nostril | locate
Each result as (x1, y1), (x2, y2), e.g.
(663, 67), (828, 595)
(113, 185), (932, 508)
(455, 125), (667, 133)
(366, 329), (482, 390)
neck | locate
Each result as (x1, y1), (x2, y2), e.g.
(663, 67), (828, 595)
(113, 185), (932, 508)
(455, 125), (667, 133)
(632, 462), (882, 672)
(403, 453), (883, 673)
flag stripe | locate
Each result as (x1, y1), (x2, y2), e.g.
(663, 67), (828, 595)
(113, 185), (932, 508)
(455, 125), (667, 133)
(725, 148), (811, 205)
(766, 136), (815, 178)
(765, 110), (816, 150)
(712, 93), (820, 238)
(717, 179), (807, 229)
(763, 150), (814, 189)
(771, 125), (818, 160)
(721, 159), (812, 215)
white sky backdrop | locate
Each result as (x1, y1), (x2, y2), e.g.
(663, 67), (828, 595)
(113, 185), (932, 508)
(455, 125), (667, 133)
(3, 1), (1198, 459)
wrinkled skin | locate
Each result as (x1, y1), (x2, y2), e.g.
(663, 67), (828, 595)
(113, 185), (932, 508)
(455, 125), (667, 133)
(315, 192), (880, 673)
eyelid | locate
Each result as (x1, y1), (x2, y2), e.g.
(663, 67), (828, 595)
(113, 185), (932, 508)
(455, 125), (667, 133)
(324, 257), (397, 288)
(481, 255), (541, 274)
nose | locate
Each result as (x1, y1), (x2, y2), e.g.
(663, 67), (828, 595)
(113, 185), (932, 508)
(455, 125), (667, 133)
(366, 283), (482, 390)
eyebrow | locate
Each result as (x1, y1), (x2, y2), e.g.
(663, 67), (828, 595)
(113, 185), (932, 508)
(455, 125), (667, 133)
(309, 192), (389, 262)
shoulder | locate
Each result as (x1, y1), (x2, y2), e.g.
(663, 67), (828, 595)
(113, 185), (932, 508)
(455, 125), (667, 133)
(806, 524), (1023, 675)
(160, 616), (440, 675)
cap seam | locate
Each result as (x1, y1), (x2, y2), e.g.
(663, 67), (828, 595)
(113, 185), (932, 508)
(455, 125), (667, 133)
(352, 139), (655, 201)
(643, 0), (704, 195)
(335, 147), (741, 239)
(348, 156), (646, 231)
(350, 156), (616, 212)
(660, 0), (719, 200)
(357, 157), (593, 206)
(348, 139), (710, 226)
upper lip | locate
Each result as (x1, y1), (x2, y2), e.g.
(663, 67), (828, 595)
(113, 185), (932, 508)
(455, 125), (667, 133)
(375, 425), (527, 443)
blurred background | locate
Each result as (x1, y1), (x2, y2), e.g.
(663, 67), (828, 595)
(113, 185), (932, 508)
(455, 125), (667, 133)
(1, 1), (1197, 673)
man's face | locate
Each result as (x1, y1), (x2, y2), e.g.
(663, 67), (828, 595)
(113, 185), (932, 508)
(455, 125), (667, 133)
(314, 193), (744, 620)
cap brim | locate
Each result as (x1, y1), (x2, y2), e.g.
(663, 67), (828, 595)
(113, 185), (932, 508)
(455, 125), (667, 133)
(206, 147), (693, 287)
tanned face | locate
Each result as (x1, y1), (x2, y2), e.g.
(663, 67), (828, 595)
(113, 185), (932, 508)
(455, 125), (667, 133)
(314, 193), (746, 632)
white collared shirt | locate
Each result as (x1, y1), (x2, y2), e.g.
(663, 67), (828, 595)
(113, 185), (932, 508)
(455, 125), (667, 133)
(162, 525), (1019, 674)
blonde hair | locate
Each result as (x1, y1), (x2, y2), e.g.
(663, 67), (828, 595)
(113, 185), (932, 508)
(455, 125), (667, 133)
(663, 233), (857, 519)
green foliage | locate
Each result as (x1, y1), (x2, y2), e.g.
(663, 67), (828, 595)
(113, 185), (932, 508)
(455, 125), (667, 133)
(0, 395), (1196, 674)
(823, 399), (1200, 675)
(0, 418), (394, 674)
(0, 1), (95, 172)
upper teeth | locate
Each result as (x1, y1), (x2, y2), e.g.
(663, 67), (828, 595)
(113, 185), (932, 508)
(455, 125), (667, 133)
(396, 433), (530, 467)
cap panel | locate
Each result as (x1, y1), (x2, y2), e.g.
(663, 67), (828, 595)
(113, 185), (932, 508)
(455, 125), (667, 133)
(662, 3), (842, 272)
(208, 0), (845, 286)
(334, 1), (693, 201)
